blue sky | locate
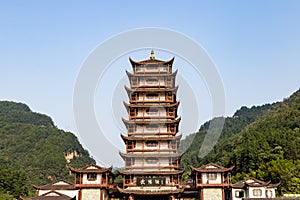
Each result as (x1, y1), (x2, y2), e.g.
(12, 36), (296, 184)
(1, 1), (300, 166)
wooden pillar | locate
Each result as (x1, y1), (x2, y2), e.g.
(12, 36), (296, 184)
(78, 189), (82, 200)
(221, 172), (224, 184)
(222, 189), (225, 200)
(199, 189), (203, 200)
(100, 190), (103, 200)
(128, 175), (131, 184)
(106, 172), (108, 187)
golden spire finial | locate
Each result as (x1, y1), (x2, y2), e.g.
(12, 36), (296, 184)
(150, 49), (155, 60)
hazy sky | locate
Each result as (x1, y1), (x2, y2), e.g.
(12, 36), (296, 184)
(1, 1), (300, 166)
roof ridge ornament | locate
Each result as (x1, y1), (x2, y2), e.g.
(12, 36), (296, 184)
(150, 49), (155, 60)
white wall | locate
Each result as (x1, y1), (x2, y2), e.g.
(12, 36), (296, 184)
(203, 188), (222, 200)
(82, 174), (102, 184)
(201, 172), (222, 184)
(81, 189), (100, 200)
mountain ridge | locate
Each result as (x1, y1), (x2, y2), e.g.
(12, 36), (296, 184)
(0, 101), (95, 198)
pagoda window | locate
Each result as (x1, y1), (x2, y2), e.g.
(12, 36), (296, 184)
(128, 124), (136, 133)
(126, 158), (135, 166)
(168, 108), (175, 116)
(169, 141), (177, 149)
(166, 92), (173, 100)
(146, 124), (158, 131)
(146, 108), (158, 115)
(131, 93), (138, 101)
(169, 158), (177, 166)
(166, 77), (172, 85)
(87, 173), (97, 181)
(173, 175), (179, 184)
(130, 108), (136, 116)
(146, 64), (157, 71)
(169, 124), (176, 133)
(127, 141), (136, 149)
(207, 173), (217, 180)
(145, 141), (158, 147)
(131, 77), (138, 86)
(146, 78), (158, 84)
(146, 93), (158, 99)
(146, 157), (158, 164)
(125, 175), (131, 184)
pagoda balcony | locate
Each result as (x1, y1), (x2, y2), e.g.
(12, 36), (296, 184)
(130, 83), (174, 88)
(127, 127), (177, 135)
(128, 114), (176, 120)
(127, 131), (177, 135)
(123, 181), (181, 187)
(126, 148), (177, 153)
(129, 96), (175, 103)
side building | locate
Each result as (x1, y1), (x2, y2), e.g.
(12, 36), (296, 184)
(68, 164), (114, 200)
(190, 163), (234, 200)
(232, 177), (280, 199)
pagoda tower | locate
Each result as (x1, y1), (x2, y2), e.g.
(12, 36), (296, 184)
(118, 50), (184, 200)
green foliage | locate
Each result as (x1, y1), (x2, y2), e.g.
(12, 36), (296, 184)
(180, 104), (272, 173)
(256, 159), (300, 194)
(0, 165), (30, 198)
(0, 101), (54, 126)
(0, 192), (15, 200)
(180, 88), (300, 193)
(0, 101), (95, 197)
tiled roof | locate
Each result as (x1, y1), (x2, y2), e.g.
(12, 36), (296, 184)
(190, 163), (234, 172)
(129, 57), (174, 66)
(68, 163), (112, 173)
(27, 191), (75, 200)
(33, 180), (75, 190)
(231, 177), (280, 188)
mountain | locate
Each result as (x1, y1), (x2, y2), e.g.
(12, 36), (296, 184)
(0, 101), (95, 198)
(180, 89), (300, 194)
(179, 103), (273, 171)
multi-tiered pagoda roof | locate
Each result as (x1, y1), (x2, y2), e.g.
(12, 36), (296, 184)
(117, 50), (184, 199)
